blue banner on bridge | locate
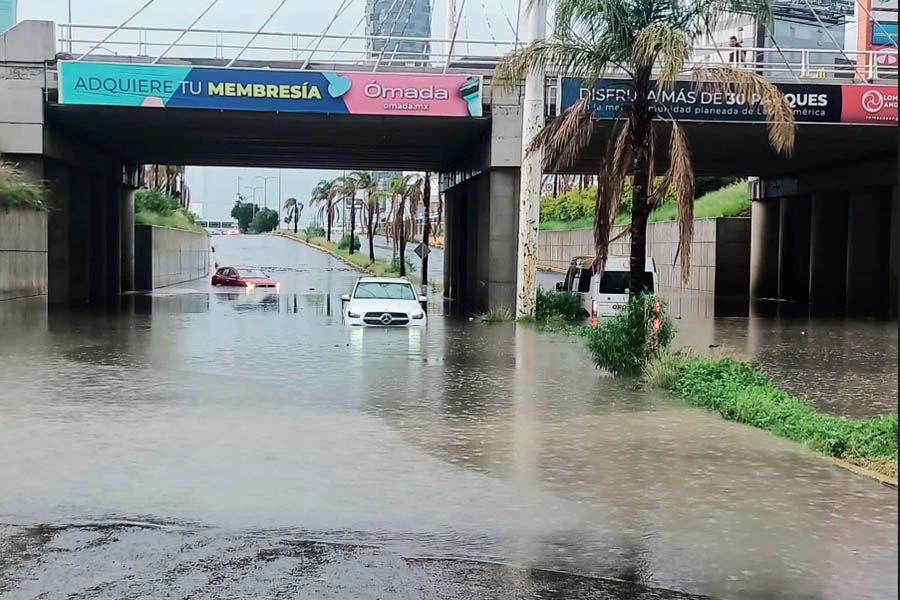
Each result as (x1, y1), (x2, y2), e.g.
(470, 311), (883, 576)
(559, 78), (898, 124)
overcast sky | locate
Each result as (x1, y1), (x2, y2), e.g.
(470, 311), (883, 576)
(18, 0), (521, 221)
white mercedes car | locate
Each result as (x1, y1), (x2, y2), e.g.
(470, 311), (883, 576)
(341, 277), (427, 327)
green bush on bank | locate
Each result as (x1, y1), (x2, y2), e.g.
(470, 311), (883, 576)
(670, 357), (899, 461)
(535, 288), (582, 322)
(303, 224), (326, 238)
(585, 294), (675, 375)
(337, 232), (361, 251)
(0, 162), (44, 211)
(134, 187), (204, 232)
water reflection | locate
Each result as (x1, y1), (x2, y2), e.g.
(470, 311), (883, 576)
(0, 234), (896, 600)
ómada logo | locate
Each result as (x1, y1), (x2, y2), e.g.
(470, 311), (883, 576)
(862, 89), (885, 113)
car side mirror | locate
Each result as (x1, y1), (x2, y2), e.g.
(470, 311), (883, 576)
(418, 295), (427, 303)
(555, 282), (563, 291)
(341, 294), (350, 302)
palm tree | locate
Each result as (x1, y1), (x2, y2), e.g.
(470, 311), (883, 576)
(496, 0), (794, 293)
(345, 171), (379, 262)
(283, 197), (303, 234)
(310, 179), (334, 241)
(388, 174), (423, 277)
(328, 176), (358, 252)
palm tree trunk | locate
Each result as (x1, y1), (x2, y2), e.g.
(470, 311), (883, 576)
(422, 173), (431, 288)
(349, 195), (357, 254)
(327, 203), (333, 242)
(398, 197), (406, 276)
(293, 209), (298, 234)
(629, 82), (653, 296)
(367, 202), (376, 262)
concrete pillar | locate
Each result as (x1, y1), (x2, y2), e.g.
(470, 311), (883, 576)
(809, 190), (848, 314)
(88, 177), (108, 303)
(846, 187), (891, 315)
(487, 167), (519, 310)
(105, 178), (122, 297)
(777, 195), (811, 304)
(68, 172), (91, 304)
(46, 162), (71, 305)
(121, 187), (135, 292)
(750, 199), (779, 299)
(443, 188), (453, 298)
(890, 185), (898, 317)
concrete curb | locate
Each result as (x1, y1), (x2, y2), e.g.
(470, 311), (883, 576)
(828, 457), (898, 488)
(271, 231), (374, 276)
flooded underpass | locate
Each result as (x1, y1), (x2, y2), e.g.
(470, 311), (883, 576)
(0, 234), (896, 599)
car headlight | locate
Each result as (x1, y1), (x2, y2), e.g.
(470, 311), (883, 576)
(348, 311), (361, 318)
(275, 282), (281, 294)
(245, 282), (255, 293)
(411, 312), (424, 319)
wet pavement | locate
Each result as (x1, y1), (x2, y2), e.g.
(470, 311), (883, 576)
(0, 234), (897, 600)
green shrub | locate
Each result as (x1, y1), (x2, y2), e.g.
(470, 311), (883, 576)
(585, 294), (675, 375)
(391, 255), (416, 275)
(303, 223), (326, 238)
(642, 348), (690, 390)
(249, 207), (279, 233)
(0, 162), (44, 210)
(672, 358), (899, 460)
(535, 288), (583, 322)
(337, 233), (362, 251)
(540, 187), (596, 222)
(478, 307), (514, 323)
(135, 188), (180, 216)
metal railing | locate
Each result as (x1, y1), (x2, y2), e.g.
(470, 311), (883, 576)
(56, 23), (897, 81)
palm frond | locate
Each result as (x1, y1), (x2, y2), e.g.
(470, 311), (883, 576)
(632, 24), (689, 88)
(528, 95), (595, 171)
(666, 121), (695, 284)
(495, 39), (623, 90)
(692, 65), (795, 155)
(593, 119), (631, 275)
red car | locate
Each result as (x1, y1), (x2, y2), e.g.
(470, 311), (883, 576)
(212, 266), (280, 293)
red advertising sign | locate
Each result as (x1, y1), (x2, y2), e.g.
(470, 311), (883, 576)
(840, 85), (899, 123)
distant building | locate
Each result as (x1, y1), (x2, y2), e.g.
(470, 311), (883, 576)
(700, 0), (854, 77)
(366, 0), (432, 63)
(0, 0), (17, 33)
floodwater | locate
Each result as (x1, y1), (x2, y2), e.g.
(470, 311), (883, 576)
(0, 235), (896, 600)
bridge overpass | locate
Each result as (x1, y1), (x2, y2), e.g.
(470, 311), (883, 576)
(1, 20), (897, 315)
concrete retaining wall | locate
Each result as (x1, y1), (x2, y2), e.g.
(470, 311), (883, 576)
(135, 225), (209, 290)
(0, 208), (48, 300)
(537, 218), (751, 298)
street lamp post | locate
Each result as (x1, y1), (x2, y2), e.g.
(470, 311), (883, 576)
(255, 176), (277, 210)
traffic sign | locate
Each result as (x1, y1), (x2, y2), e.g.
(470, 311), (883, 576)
(414, 243), (431, 260)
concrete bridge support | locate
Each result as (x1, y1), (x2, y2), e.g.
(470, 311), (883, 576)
(44, 161), (135, 305)
(777, 196), (811, 305)
(846, 188), (892, 316)
(750, 199), (780, 299)
(751, 166), (898, 317)
(809, 190), (848, 314)
(443, 168), (520, 311)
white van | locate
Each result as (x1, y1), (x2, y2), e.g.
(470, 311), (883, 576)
(557, 255), (659, 318)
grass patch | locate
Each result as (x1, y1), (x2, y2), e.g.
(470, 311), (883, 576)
(642, 348), (691, 390)
(540, 216), (594, 231)
(672, 357), (899, 464)
(0, 162), (44, 211)
(478, 307), (515, 323)
(135, 209), (205, 233)
(284, 232), (420, 283)
(540, 180), (749, 230)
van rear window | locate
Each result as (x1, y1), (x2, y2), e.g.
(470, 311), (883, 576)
(564, 267), (592, 293)
(598, 271), (655, 293)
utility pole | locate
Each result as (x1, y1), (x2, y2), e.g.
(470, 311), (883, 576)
(515, 0), (546, 317)
(422, 172), (431, 296)
(446, 0), (457, 57)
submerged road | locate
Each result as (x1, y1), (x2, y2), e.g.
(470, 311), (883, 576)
(0, 234), (896, 599)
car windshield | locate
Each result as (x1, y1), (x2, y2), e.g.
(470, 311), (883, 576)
(354, 282), (415, 300)
(598, 271), (655, 294)
(237, 268), (269, 279)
